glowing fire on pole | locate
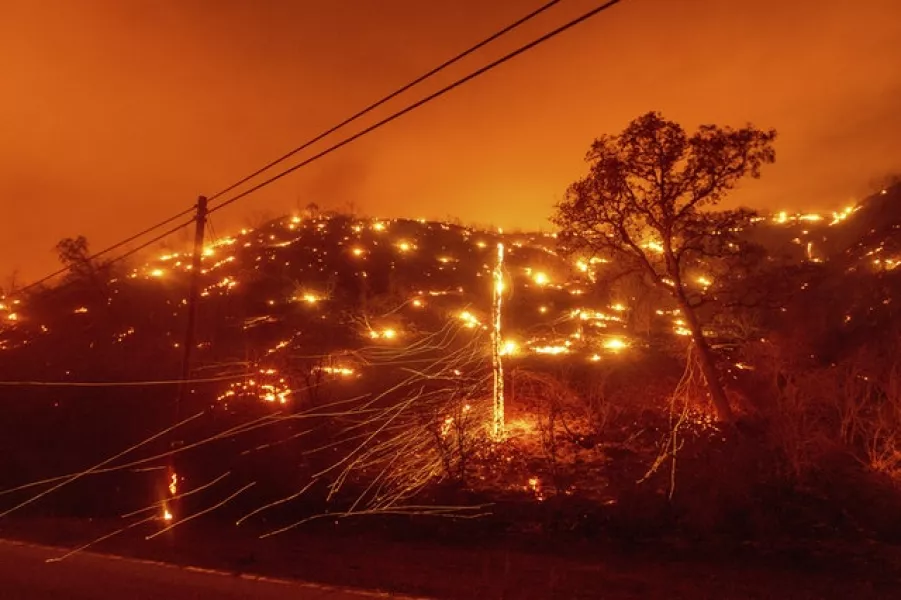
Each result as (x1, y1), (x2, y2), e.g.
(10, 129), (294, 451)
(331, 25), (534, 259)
(492, 241), (505, 441)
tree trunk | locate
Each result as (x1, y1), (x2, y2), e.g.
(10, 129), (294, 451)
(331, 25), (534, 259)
(677, 300), (735, 423)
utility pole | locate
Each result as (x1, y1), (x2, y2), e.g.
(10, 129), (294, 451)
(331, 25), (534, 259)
(166, 196), (208, 519)
(491, 240), (505, 441)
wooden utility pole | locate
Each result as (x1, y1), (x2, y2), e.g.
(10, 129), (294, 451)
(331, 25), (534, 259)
(167, 196), (208, 516)
(177, 196), (209, 417)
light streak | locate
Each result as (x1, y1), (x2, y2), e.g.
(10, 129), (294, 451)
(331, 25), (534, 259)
(0, 411), (204, 519)
(146, 482), (257, 540)
(45, 515), (158, 563)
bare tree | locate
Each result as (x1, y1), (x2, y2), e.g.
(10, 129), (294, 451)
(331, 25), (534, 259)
(2, 270), (20, 297)
(552, 112), (776, 422)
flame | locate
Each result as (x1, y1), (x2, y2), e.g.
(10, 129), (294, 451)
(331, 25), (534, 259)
(458, 311), (481, 328)
(643, 240), (664, 253)
(319, 366), (355, 377)
(499, 340), (519, 356)
(368, 327), (399, 340)
(532, 345), (569, 355)
(602, 337), (628, 351)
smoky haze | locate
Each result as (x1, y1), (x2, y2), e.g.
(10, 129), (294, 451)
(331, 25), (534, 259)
(1, 0), (899, 281)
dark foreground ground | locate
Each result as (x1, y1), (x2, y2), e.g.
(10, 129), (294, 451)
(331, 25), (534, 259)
(0, 538), (385, 600)
(1, 517), (899, 599)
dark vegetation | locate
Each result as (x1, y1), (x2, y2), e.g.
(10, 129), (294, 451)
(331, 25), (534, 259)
(2, 114), (901, 595)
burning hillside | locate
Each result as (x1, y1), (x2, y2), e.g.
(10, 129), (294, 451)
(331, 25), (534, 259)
(1, 182), (900, 541)
(1, 182), (899, 405)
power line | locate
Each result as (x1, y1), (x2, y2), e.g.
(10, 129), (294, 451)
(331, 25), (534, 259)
(9, 206), (196, 298)
(206, 0), (566, 203)
(9, 0), (623, 299)
(208, 0), (625, 217)
(8, 2), (565, 298)
(102, 217), (197, 269)
(0, 372), (253, 388)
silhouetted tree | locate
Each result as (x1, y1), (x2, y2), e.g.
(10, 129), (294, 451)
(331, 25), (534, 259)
(1, 269), (20, 297)
(54, 235), (113, 295)
(552, 111), (776, 422)
(55, 236), (92, 276)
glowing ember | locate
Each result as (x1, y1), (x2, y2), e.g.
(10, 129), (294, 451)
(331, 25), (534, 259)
(532, 345), (569, 355)
(532, 272), (550, 286)
(369, 328), (399, 340)
(458, 311), (481, 328)
(500, 339), (519, 356)
(319, 366), (355, 377)
(830, 205), (858, 225)
(602, 337), (628, 351)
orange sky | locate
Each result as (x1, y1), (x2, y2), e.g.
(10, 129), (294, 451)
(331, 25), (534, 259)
(1, 0), (899, 281)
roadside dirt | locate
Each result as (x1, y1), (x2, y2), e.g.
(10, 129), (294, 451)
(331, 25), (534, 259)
(1, 517), (899, 599)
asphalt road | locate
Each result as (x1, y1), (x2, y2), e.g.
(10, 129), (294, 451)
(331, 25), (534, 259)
(0, 538), (402, 600)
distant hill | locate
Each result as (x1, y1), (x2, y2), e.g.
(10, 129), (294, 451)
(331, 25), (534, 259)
(1, 182), (899, 399)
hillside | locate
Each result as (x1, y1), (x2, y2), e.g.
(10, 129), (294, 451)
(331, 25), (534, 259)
(1, 184), (898, 390)
(0, 183), (899, 531)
